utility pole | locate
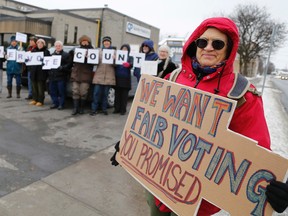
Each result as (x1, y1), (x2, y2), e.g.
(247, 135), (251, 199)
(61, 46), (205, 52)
(261, 25), (278, 94)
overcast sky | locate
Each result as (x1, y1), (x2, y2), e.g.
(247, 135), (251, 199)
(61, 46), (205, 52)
(14, 0), (288, 69)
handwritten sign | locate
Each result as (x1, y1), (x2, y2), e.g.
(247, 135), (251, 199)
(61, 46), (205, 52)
(117, 74), (288, 216)
(16, 32), (27, 43)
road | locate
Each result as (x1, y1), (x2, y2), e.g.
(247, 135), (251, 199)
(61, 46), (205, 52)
(0, 86), (128, 198)
(270, 76), (288, 113)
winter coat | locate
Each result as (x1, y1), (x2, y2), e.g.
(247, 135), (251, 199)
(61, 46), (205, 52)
(115, 55), (133, 89)
(133, 40), (159, 81)
(156, 17), (271, 216)
(30, 47), (51, 81)
(157, 57), (177, 78)
(70, 45), (94, 84)
(6, 45), (22, 75)
(92, 49), (116, 86)
(48, 50), (72, 81)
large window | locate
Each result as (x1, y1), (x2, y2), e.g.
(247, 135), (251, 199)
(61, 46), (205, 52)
(74, 26), (78, 44)
(64, 24), (69, 44)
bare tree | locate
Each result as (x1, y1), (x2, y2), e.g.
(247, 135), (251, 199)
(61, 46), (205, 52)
(230, 4), (286, 76)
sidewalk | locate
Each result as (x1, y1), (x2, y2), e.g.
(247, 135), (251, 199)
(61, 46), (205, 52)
(0, 76), (286, 216)
(0, 147), (149, 216)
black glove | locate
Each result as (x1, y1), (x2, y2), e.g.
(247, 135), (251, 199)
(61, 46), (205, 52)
(266, 179), (288, 213)
(110, 141), (120, 166)
(24, 58), (29, 63)
(57, 66), (63, 71)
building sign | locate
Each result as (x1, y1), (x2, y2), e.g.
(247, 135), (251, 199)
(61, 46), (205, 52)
(117, 74), (288, 216)
(126, 22), (151, 38)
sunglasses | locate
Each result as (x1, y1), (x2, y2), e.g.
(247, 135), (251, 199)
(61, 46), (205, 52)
(195, 38), (226, 50)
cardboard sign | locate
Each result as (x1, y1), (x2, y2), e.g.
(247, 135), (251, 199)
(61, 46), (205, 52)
(0, 46), (4, 58)
(117, 74), (288, 216)
(16, 32), (27, 43)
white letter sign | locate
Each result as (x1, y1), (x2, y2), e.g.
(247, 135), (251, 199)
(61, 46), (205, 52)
(73, 48), (86, 63)
(87, 49), (99, 64)
(102, 49), (115, 64)
(116, 50), (128, 65)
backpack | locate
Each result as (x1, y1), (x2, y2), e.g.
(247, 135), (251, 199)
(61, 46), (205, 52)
(168, 68), (261, 108)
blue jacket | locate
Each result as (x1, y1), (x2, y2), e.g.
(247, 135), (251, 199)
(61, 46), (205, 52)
(133, 40), (158, 82)
(6, 45), (22, 75)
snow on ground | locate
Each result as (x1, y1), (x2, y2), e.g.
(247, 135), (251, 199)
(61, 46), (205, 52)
(214, 75), (288, 216)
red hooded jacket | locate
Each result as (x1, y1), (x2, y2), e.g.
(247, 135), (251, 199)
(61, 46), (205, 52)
(154, 17), (271, 216)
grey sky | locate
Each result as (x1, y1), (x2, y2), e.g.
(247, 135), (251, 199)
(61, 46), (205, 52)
(15, 0), (288, 69)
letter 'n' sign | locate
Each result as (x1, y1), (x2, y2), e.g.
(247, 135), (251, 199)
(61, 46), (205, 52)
(117, 74), (288, 216)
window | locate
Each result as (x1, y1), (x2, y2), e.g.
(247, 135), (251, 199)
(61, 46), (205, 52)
(74, 26), (78, 44)
(64, 24), (69, 44)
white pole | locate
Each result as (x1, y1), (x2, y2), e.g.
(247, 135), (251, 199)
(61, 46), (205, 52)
(261, 25), (277, 94)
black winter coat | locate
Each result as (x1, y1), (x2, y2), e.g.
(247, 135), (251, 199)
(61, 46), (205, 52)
(157, 58), (177, 78)
(30, 47), (51, 82)
(48, 50), (72, 81)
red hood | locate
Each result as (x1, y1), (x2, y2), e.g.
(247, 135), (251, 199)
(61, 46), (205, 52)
(182, 17), (239, 77)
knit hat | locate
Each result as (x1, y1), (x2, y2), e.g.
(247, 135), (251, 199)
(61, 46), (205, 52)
(102, 36), (112, 43)
(158, 45), (170, 55)
(10, 36), (16, 42)
(36, 38), (46, 46)
(78, 35), (91, 44)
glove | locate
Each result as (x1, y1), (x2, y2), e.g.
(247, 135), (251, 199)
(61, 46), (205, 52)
(123, 62), (130, 68)
(110, 141), (120, 166)
(57, 66), (63, 71)
(266, 179), (288, 213)
(24, 58), (29, 63)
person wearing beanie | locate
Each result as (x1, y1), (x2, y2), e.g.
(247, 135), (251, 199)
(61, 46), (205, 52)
(24, 36), (38, 100)
(5, 35), (23, 98)
(113, 44), (133, 115)
(156, 45), (177, 78)
(90, 35), (116, 116)
(133, 39), (158, 82)
(29, 38), (50, 106)
(70, 35), (94, 115)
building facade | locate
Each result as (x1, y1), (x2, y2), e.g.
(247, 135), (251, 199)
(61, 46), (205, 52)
(0, 0), (159, 50)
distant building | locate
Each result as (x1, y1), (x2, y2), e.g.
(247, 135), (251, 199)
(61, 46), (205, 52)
(0, 0), (159, 49)
(159, 37), (185, 66)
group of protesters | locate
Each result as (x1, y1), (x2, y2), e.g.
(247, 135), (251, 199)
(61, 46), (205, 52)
(0, 34), (178, 116)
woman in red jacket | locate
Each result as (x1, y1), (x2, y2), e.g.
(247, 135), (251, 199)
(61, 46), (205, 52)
(147, 17), (288, 216)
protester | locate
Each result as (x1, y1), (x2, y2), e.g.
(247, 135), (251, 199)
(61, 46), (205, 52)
(25, 36), (38, 100)
(111, 17), (288, 215)
(48, 40), (72, 110)
(5, 36), (23, 98)
(29, 38), (50, 106)
(0, 57), (4, 96)
(113, 44), (133, 115)
(90, 36), (116, 116)
(70, 35), (94, 115)
(133, 39), (158, 82)
(156, 45), (177, 78)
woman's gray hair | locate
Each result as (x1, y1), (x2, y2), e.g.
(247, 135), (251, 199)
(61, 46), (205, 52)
(54, 40), (63, 47)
